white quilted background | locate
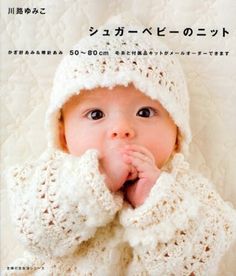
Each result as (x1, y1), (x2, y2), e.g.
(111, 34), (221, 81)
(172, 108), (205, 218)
(1, 0), (236, 274)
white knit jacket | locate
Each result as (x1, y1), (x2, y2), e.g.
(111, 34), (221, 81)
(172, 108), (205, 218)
(4, 149), (236, 276)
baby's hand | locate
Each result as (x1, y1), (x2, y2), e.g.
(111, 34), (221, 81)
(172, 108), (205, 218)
(122, 144), (161, 208)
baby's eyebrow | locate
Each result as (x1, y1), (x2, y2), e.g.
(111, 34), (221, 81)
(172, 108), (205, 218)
(66, 95), (101, 107)
(78, 98), (102, 106)
(76, 93), (105, 103)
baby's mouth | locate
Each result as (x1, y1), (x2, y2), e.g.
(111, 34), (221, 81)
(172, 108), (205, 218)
(120, 172), (139, 192)
(123, 178), (138, 189)
(122, 166), (139, 188)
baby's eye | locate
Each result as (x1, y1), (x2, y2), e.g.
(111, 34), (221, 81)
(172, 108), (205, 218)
(136, 107), (157, 118)
(87, 109), (105, 120)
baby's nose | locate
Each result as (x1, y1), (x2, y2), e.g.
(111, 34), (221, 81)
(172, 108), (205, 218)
(109, 122), (135, 139)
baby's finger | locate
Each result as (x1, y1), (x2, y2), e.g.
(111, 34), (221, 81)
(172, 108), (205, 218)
(125, 144), (155, 161)
(125, 150), (154, 165)
(124, 153), (150, 173)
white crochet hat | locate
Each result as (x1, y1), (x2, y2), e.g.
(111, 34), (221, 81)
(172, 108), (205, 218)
(46, 15), (191, 156)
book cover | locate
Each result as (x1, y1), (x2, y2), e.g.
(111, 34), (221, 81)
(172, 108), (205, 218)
(1, 0), (235, 274)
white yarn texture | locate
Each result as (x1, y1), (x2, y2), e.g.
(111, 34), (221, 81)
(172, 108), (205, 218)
(3, 149), (236, 275)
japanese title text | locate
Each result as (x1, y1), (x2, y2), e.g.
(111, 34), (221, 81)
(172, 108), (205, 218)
(89, 26), (229, 38)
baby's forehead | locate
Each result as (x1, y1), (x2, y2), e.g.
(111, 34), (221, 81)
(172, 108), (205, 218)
(62, 85), (167, 113)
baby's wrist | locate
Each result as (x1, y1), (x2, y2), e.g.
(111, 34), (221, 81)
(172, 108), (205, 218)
(150, 168), (161, 184)
(142, 166), (161, 187)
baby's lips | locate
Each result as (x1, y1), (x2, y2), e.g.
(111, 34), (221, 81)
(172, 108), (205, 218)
(126, 165), (138, 180)
(108, 143), (132, 151)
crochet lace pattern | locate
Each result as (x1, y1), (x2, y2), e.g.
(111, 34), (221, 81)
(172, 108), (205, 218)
(4, 150), (236, 275)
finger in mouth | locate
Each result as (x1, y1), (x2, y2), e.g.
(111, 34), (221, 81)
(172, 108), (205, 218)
(121, 178), (139, 192)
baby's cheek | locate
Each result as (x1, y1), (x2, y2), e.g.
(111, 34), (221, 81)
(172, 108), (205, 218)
(154, 147), (171, 169)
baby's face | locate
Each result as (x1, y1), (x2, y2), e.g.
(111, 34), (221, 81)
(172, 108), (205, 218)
(61, 84), (177, 191)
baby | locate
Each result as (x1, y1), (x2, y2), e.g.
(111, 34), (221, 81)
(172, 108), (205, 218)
(4, 18), (236, 276)
(60, 84), (176, 207)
